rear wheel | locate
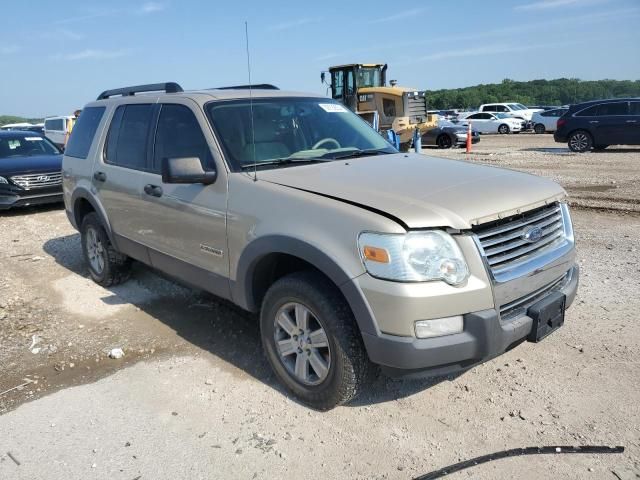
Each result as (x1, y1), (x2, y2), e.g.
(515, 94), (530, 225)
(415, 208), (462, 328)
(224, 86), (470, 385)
(568, 130), (593, 153)
(534, 123), (545, 134)
(498, 124), (510, 134)
(260, 271), (371, 410)
(436, 134), (453, 149)
(81, 212), (131, 287)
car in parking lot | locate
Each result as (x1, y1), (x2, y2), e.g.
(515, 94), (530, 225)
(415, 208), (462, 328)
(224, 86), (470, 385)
(458, 112), (523, 134)
(63, 82), (578, 409)
(0, 130), (63, 210)
(421, 121), (480, 148)
(554, 98), (640, 152)
(533, 108), (568, 134)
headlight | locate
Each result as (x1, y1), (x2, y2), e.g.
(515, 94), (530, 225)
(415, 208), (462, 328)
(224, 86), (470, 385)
(358, 231), (469, 285)
(0, 176), (8, 184)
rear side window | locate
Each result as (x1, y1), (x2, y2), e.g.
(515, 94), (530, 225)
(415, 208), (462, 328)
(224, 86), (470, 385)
(630, 102), (640, 115)
(575, 105), (599, 117)
(105, 104), (153, 170)
(45, 119), (65, 131)
(152, 104), (212, 173)
(597, 102), (628, 116)
(65, 107), (105, 159)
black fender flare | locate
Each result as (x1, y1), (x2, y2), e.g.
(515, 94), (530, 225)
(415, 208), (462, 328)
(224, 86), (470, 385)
(70, 188), (115, 245)
(233, 235), (378, 336)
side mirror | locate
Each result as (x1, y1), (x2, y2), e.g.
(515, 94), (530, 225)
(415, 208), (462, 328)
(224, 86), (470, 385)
(320, 72), (325, 84)
(162, 157), (217, 185)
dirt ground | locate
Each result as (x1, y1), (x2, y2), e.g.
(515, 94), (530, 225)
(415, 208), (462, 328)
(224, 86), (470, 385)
(0, 133), (639, 479)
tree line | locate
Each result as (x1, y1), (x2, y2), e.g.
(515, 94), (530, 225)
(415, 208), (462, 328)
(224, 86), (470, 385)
(427, 78), (640, 110)
(0, 115), (44, 127)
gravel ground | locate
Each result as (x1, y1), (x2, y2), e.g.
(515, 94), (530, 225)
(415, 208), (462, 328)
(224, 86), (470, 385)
(0, 133), (639, 479)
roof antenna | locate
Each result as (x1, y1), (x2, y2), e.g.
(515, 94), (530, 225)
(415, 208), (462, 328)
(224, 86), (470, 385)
(245, 21), (258, 182)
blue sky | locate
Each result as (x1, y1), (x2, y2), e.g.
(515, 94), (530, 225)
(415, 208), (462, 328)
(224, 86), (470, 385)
(2, 0), (639, 117)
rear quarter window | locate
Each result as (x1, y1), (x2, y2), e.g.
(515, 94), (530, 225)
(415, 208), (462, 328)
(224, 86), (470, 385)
(65, 107), (105, 159)
(45, 119), (65, 131)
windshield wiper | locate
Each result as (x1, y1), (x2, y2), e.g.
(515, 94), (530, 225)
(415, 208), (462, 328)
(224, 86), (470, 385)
(327, 149), (394, 160)
(240, 157), (332, 170)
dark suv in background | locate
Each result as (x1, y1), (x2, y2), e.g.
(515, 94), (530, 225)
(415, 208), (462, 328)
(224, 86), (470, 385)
(555, 98), (640, 152)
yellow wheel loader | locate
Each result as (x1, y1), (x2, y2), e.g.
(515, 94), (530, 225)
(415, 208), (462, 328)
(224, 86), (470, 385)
(321, 63), (437, 149)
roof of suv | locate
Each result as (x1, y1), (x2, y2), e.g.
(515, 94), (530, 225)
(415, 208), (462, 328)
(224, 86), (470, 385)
(88, 82), (323, 109)
(568, 97), (640, 110)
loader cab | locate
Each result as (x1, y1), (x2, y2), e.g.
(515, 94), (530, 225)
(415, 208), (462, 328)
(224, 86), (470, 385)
(327, 63), (387, 112)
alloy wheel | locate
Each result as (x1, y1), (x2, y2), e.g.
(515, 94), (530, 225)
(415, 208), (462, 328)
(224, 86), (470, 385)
(273, 302), (331, 385)
(570, 133), (589, 152)
(86, 227), (105, 274)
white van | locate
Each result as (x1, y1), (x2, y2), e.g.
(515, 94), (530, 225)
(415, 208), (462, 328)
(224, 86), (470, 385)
(44, 116), (75, 149)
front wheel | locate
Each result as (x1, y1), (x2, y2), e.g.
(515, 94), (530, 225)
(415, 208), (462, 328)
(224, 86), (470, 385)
(260, 271), (371, 410)
(498, 124), (510, 134)
(534, 124), (545, 134)
(568, 130), (593, 153)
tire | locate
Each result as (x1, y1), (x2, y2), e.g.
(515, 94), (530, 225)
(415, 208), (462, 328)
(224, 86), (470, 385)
(594, 144), (609, 151)
(568, 130), (593, 153)
(534, 124), (545, 134)
(260, 271), (371, 410)
(436, 134), (453, 149)
(498, 124), (510, 134)
(80, 212), (131, 287)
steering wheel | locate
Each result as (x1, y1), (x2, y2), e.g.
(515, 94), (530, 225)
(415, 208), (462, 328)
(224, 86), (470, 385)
(312, 138), (341, 150)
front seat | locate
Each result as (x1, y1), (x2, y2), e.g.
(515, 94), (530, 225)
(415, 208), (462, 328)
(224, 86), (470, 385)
(242, 117), (290, 163)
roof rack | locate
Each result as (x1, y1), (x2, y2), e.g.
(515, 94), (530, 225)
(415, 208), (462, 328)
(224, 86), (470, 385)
(213, 84), (279, 90)
(96, 82), (183, 100)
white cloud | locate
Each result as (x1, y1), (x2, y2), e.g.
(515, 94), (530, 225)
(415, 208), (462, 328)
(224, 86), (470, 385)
(51, 49), (130, 61)
(0, 45), (20, 54)
(368, 8), (424, 24)
(412, 41), (580, 63)
(138, 2), (167, 14)
(268, 17), (321, 31)
(515, 0), (604, 10)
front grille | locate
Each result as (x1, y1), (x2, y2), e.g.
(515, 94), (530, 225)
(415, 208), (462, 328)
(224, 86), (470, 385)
(473, 202), (566, 276)
(10, 172), (62, 190)
(500, 271), (571, 321)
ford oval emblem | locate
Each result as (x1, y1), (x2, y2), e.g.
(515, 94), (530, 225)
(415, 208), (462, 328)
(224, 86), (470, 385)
(522, 226), (543, 243)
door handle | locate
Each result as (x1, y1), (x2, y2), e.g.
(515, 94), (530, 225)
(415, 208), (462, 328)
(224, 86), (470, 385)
(93, 171), (107, 182)
(626, 120), (638, 123)
(589, 121), (599, 124)
(144, 184), (163, 198)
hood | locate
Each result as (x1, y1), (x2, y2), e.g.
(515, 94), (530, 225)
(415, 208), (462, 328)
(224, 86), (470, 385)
(258, 153), (565, 229)
(0, 154), (62, 176)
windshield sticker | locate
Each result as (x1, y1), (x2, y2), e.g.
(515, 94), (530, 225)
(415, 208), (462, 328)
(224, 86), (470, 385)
(25, 137), (44, 141)
(319, 103), (348, 113)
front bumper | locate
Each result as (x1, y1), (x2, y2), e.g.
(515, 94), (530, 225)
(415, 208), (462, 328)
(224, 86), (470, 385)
(0, 190), (63, 210)
(455, 134), (480, 145)
(360, 265), (579, 377)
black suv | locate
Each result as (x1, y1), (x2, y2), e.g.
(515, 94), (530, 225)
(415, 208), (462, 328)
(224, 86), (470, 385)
(554, 98), (640, 152)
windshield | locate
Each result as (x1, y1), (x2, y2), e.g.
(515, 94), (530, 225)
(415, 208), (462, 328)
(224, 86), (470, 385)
(508, 103), (524, 110)
(357, 67), (383, 88)
(207, 97), (396, 170)
(495, 113), (511, 119)
(0, 135), (60, 159)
